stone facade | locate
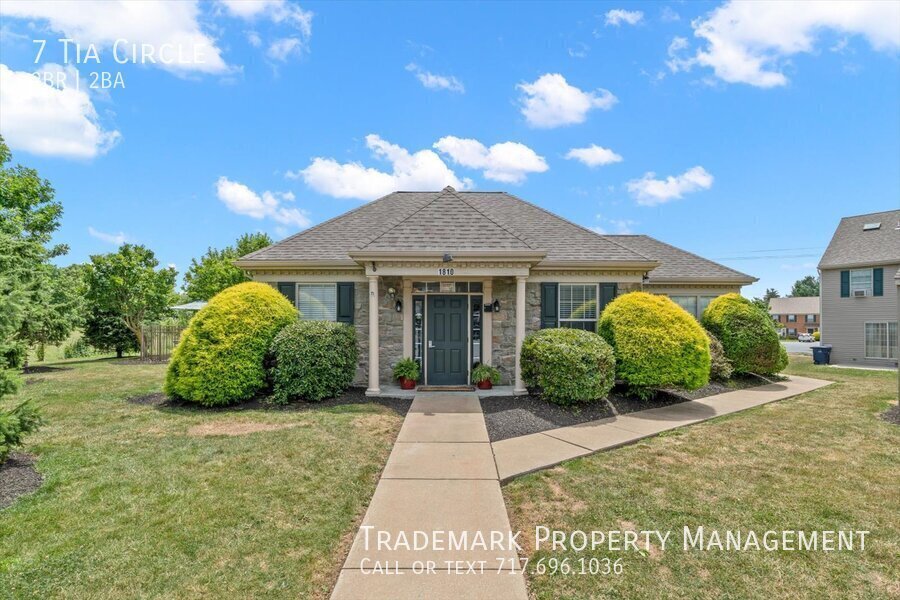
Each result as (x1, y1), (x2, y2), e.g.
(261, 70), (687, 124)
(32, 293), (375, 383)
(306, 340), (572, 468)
(350, 276), (404, 386)
(490, 278), (517, 385)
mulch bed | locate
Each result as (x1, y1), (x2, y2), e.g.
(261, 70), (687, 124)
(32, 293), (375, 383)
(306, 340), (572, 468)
(127, 387), (412, 416)
(21, 365), (72, 375)
(0, 453), (44, 510)
(880, 405), (900, 426)
(481, 375), (770, 442)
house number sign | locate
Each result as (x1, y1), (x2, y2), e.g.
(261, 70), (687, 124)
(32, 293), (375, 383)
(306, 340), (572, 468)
(438, 267), (455, 276)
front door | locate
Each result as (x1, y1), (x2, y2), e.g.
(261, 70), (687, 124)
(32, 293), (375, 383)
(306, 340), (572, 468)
(426, 295), (468, 385)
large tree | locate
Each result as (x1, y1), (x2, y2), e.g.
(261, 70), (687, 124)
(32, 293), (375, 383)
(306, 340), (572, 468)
(790, 275), (820, 297)
(16, 264), (83, 362)
(82, 308), (139, 358)
(84, 244), (177, 351)
(0, 136), (67, 391)
(183, 232), (272, 300)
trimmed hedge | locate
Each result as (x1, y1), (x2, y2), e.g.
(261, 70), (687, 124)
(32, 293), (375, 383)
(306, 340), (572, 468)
(599, 292), (710, 395)
(165, 282), (297, 406)
(269, 320), (358, 403)
(520, 328), (615, 405)
(706, 330), (734, 381)
(701, 293), (788, 375)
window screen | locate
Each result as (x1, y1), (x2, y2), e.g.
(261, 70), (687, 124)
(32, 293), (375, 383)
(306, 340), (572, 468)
(559, 284), (598, 329)
(297, 284), (337, 321)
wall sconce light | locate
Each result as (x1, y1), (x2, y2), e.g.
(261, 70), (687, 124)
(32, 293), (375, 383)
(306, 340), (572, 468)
(492, 299), (501, 312)
(395, 300), (403, 313)
(642, 273), (650, 283)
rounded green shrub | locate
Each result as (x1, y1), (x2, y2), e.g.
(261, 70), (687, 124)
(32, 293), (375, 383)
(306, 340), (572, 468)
(520, 328), (615, 405)
(598, 292), (711, 395)
(164, 282), (297, 406)
(701, 293), (788, 375)
(269, 320), (358, 403)
(706, 330), (733, 381)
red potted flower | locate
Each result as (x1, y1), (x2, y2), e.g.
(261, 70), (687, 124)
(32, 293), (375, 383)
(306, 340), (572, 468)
(472, 364), (500, 390)
(393, 358), (420, 390)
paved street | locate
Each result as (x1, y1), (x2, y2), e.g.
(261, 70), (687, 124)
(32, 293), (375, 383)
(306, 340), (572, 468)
(782, 341), (819, 355)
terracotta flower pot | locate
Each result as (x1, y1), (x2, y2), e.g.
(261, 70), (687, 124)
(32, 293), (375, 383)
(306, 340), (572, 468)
(399, 377), (416, 390)
(476, 380), (493, 390)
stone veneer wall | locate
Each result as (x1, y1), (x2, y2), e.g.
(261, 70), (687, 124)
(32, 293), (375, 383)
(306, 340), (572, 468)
(490, 278), (517, 385)
(350, 276), (405, 387)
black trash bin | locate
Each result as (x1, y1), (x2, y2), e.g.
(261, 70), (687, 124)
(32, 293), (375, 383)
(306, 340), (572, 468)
(812, 344), (832, 365)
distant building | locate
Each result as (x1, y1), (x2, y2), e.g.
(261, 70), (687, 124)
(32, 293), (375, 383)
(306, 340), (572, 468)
(769, 296), (820, 338)
(819, 209), (899, 366)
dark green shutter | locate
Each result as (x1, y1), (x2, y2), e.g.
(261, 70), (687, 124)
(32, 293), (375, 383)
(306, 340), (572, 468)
(540, 283), (558, 328)
(599, 283), (617, 314)
(840, 271), (850, 297)
(873, 268), (883, 296)
(336, 282), (355, 324)
(277, 282), (296, 307)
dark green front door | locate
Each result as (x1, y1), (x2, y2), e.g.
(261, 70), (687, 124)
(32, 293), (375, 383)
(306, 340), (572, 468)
(427, 295), (468, 385)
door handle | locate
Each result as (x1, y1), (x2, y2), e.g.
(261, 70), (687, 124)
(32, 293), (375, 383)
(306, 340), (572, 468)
(428, 340), (434, 349)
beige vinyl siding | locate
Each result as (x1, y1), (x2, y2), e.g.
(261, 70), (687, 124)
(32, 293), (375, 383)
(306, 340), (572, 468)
(820, 263), (900, 366)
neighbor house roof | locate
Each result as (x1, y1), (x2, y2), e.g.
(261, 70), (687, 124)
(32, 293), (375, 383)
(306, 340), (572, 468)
(603, 234), (757, 284)
(238, 187), (655, 267)
(768, 296), (820, 315)
(819, 209), (900, 269)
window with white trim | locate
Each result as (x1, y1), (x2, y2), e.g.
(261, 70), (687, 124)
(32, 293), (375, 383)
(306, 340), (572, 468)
(297, 284), (337, 321)
(670, 296), (698, 318)
(805, 314), (816, 323)
(850, 269), (873, 295)
(787, 314), (796, 322)
(864, 321), (897, 359)
(559, 284), (598, 331)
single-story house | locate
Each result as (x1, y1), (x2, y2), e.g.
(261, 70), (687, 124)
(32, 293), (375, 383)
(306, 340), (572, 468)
(768, 296), (820, 337)
(819, 209), (899, 367)
(235, 187), (756, 394)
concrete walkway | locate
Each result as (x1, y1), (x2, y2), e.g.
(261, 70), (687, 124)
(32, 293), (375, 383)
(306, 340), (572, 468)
(331, 392), (528, 599)
(492, 374), (832, 481)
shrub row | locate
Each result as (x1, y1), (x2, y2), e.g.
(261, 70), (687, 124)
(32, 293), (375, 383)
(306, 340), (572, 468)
(521, 328), (615, 405)
(701, 293), (787, 375)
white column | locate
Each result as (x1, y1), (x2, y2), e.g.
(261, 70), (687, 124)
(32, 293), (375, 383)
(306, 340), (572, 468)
(366, 275), (380, 395)
(482, 279), (492, 366)
(514, 275), (527, 395)
(402, 278), (412, 359)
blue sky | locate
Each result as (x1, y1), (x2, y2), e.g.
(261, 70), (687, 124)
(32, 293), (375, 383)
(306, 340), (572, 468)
(1, 0), (898, 298)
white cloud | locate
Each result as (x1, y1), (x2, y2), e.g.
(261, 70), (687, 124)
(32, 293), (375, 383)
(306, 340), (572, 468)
(567, 43), (590, 59)
(626, 166), (714, 206)
(0, 64), (121, 159)
(405, 63), (465, 93)
(665, 37), (693, 73)
(565, 144), (623, 167)
(660, 7), (681, 22)
(216, 177), (311, 227)
(677, 0), (900, 87)
(0, 0), (230, 75)
(88, 226), (128, 246)
(220, 0), (312, 59)
(290, 135), (472, 201)
(591, 215), (637, 235)
(247, 30), (262, 47)
(434, 136), (548, 184)
(517, 73), (617, 128)
(605, 9), (644, 26)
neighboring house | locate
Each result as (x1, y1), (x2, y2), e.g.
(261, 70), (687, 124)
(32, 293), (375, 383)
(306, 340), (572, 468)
(768, 297), (820, 337)
(235, 187), (756, 393)
(819, 209), (900, 367)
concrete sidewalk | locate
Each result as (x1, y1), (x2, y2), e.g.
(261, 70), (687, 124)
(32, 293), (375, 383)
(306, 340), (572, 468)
(331, 392), (528, 600)
(492, 374), (832, 481)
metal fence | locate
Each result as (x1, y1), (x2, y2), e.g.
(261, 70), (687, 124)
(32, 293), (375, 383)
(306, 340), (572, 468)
(140, 324), (184, 360)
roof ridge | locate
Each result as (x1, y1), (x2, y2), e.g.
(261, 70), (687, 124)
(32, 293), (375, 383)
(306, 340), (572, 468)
(354, 190), (443, 248)
(838, 208), (900, 220)
(240, 190), (405, 259)
(446, 188), (536, 249)
(498, 192), (654, 263)
(619, 234), (755, 280)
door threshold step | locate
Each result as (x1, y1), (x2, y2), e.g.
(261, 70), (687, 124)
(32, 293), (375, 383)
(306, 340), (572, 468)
(417, 386), (476, 392)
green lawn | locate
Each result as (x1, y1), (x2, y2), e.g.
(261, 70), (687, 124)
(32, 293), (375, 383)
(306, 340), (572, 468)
(0, 358), (403, 599)
(503, 357), (899, 599)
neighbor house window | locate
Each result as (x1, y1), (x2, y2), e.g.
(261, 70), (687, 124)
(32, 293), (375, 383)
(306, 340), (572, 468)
(806, 314), (816, 323)
(772, 314), (780, 322)
(559, 284), (598, 331)
(787, 314), (796, 322)
(865, 322), (898, 359)
(670, 296), (698, 318)
(787, 328), (797, 337)
(850, 269), (874, 295)
(297, 284), (337, 321)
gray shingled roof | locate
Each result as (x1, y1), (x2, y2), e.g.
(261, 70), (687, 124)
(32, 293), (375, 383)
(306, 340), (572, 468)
(768, 296), (820, 315)
(240, 188), (653, 264)
(819, 209), (900, 269)
(603, 234), (756, 282)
